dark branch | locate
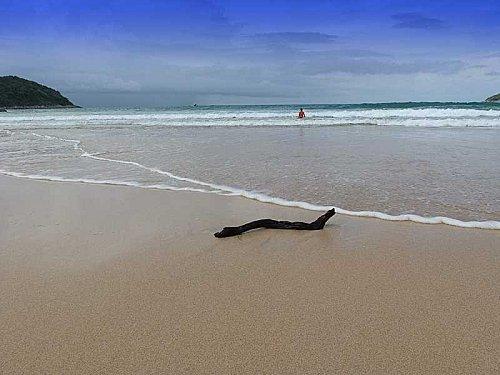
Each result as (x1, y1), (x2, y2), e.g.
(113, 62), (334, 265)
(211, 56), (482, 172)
(214, 208), (336, 238)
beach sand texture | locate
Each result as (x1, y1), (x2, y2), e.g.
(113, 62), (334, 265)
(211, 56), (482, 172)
(1, 175), (499, 374)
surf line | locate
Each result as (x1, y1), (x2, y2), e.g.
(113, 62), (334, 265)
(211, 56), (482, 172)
(0, 169), (223, 195)
(16, 132), (500, 230)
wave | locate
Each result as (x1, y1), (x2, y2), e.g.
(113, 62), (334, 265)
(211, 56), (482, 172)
(0, 169), (221, 194)
(79, 155), (500, 230)
(1, 107), (499, 128)
(2, 167), (498, 230)
(6, 119), (500, 130)
(1, 131), (498, 230)
(2, 107), (499, 120)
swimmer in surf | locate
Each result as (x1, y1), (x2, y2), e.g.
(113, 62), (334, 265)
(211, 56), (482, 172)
(298, 108), (305, 118)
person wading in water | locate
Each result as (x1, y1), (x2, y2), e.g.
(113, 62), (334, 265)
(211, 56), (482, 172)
(298, 108), (305, 118)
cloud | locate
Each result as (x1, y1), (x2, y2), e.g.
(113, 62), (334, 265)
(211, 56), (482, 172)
(292, 58), (465, 76)
(250, 32), (338, 44)
(391, 13), (445, 30)
(0, 0), (241, 43)
(485, 52), (500, 58)
(1, 1), (496, 105)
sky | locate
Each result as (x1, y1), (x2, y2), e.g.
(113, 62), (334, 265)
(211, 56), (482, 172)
(1, 0), (499, 106)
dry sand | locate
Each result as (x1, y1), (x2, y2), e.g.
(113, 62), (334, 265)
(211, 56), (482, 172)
(0, 175), (499, 374)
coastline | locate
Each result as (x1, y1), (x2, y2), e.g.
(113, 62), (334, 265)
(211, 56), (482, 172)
(1, 175), (498, 374)
(2, 167), (498, 230)
(0, 105), (81, 111)
(2, 103), (498, 227)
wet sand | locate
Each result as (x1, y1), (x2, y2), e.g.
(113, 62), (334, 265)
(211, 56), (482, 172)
(0, 175), (499, 374)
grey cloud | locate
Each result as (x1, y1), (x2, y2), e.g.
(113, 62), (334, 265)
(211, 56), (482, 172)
(250, 32), (338, 44)
(391, 13), (445, 30)
(484, 52), (500, 58)
(292, 58), (465, 76)
(326, 49), (390, 58)
(4, 34), (470, 108)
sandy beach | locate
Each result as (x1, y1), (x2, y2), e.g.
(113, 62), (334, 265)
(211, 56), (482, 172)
(2, 0), (500, 372)
(0, 175), (498, 374)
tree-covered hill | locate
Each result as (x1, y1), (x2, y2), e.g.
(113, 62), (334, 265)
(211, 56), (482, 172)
(485, 93), (500, 102)
(0, 76), (76, 108)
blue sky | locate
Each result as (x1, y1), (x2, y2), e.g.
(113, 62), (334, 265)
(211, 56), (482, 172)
(1, 0), (499, 105)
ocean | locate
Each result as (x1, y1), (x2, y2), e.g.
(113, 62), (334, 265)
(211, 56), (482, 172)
(1, 102), (499, 229)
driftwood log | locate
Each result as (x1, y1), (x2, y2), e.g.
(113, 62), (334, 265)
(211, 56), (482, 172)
(214, 208), (336, 238)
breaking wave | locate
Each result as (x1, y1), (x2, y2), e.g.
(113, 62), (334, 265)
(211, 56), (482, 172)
(1, 105), (499, 129)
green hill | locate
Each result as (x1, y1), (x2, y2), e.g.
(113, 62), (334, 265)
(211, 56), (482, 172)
(485, 93), (500, 102)
(0, 76), (77, 109)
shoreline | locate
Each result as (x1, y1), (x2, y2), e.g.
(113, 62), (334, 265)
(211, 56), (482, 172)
(0, 105), (81, 111)
(1, 169), (498, 230)
(1, 175), (498, 374)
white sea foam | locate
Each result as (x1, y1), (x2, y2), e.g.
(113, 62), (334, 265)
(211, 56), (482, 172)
(1, 131), (498, 230)
(30, 132), (83, 151)
(0, 169), (220, 194)
(2, 108), (499, 121)
(2, 167), (498, 230)
(1, 107), (499, 128)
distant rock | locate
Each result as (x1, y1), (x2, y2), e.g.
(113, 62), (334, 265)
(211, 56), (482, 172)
(0, 108), (6, 112)
(485, 93), (500, 102)
(0, 75), (78, 109)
